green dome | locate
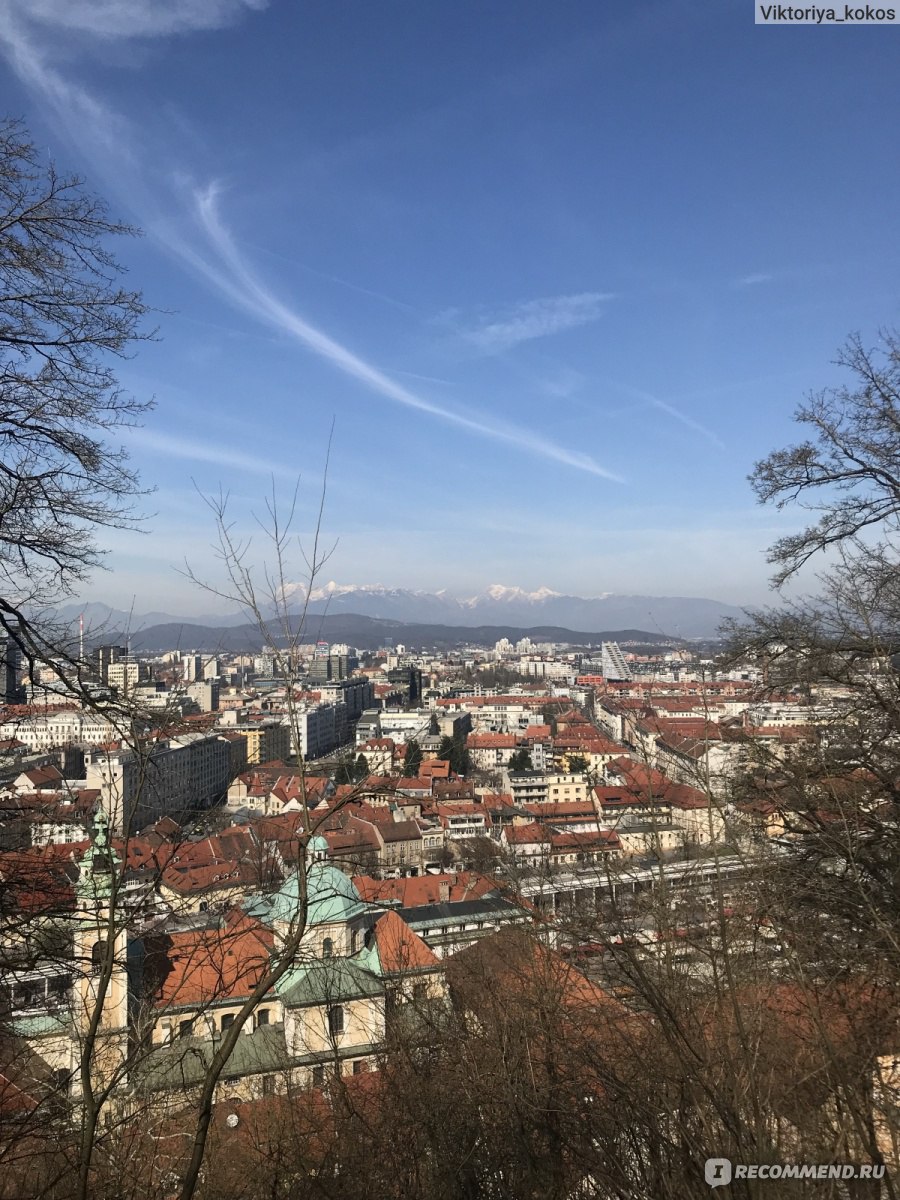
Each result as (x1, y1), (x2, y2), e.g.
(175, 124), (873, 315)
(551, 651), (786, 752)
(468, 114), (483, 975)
(267, 860), (366, 927)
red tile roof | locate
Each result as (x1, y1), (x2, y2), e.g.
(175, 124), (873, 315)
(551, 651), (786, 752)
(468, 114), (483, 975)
(605, 758), (709, 810)
(523, 724), (552, 739)
(372, 909), (440, 972)
(152, 910), (273, 1009)
(0, 845), (84, 914)
(550, 829), (620, 852)
(503, 823), (549, 846)
(466, 733), (517, 749)
(353, 871), (497, 907)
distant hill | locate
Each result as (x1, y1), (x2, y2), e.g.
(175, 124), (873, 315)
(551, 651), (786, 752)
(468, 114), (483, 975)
(51, 601), (252, 633)
(65, 585), (747, 643)
(296, 583), (745, 640)
(123, 615), (678, 654)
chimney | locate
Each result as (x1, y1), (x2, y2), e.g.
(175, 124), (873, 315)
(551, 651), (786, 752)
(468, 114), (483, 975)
(438, 880), (450, 903)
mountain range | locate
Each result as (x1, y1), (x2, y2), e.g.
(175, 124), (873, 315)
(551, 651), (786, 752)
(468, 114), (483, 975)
(292, 583), (746, 638)
(56, 584), (747, 643)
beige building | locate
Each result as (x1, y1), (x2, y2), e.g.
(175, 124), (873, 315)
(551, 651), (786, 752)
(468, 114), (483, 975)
(237, 720), (292, 765)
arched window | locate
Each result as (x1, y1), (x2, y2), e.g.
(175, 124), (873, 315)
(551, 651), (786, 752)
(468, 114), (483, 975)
(327, 1005), (344, 1037)
(50, 1068), (70, 1095)
(90, 941), (107, 976)
(322, 937), (334, 958)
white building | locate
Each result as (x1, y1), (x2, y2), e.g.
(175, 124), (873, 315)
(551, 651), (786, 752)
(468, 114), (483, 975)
(291, 703), (349, 760)
(601, 642), (632, 682)
(377, 710), (432, 743)
(0, 708), (116, 751)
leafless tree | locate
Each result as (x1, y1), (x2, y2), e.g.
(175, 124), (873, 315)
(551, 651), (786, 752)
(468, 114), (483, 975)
(0, 116), (154, 704)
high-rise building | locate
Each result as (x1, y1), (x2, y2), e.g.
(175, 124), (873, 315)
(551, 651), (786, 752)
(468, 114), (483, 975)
(307, 653), (356, 683)
(187, 680), (220, 712)
(93, 644), (127, 685)
(386, 666), (423, 706)
(106, 658), (149, 695)
(183, 655), (203, 683)
(601, 641), (632, 682)
(0, 636), (23, 704)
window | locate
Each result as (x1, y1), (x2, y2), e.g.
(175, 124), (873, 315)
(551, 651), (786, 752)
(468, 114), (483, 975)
(352, 1059), (369, 1076)
(90, 941), (107, 976)
(50, 1068), (70, 1095)
(19, 982), (44, 1009)
(256, 1008), (270, 1028)
(48, 974), (71, 1002)
(179, 1020), (194, 1039)
(327, 1005), (344, 1037)
(413, 983), (427, 1004)
(311, 1065), (324, 1087)
(262, 1075), (275, 1096)
(322, 936), (334, 958)
(220, 1013), (234, 1032)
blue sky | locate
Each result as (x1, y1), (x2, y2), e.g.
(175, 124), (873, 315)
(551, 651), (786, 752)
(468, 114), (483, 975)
(1, 0), (898, 613)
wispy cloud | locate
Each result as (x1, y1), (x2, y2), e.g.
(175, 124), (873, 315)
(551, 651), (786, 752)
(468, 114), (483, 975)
(6, 0), (266, 40)
(0, 15), (622, 483)
(249, 243), (417, 315)
(185, 185), (621, 480)
(0, 12), (136, 165)
(734, 272), (773, 287)
(385, 367), (456, 386)
(447, 292), (613, 353)
(647, 395), (725, 449)
(127, 428), (295, 478)
(601, 379), (725, 450)
(539, 366), (585, 400)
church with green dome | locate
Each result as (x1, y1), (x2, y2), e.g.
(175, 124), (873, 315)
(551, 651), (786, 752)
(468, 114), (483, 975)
(12, 826), (447, 1103)
(137, 834), (445, 1097)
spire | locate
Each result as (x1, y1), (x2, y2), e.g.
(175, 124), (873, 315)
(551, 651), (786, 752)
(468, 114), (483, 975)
(78, 808), (120, 900)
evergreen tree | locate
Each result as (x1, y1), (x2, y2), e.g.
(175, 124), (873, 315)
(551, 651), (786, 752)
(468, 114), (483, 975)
(439, 734), (470, 776)
(404, 739), (423, 777)
(508, 748), (533, 772)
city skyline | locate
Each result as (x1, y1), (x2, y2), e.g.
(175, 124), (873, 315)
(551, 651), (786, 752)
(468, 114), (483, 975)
(0, 1), (897, 610)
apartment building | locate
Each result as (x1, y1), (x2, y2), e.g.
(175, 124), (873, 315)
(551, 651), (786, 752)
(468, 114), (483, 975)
(293, 703), (349, 761)
(230, 719), (292, 765)
(315, 677), (374, 723)
(503, 771), (592, 806)
(84, 731), (232, 832)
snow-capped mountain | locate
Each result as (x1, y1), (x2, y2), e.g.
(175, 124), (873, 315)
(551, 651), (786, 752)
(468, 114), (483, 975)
(290, 582), (745, 638)
(65, 584), (747, 640)
(464, 584), (565, 606)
